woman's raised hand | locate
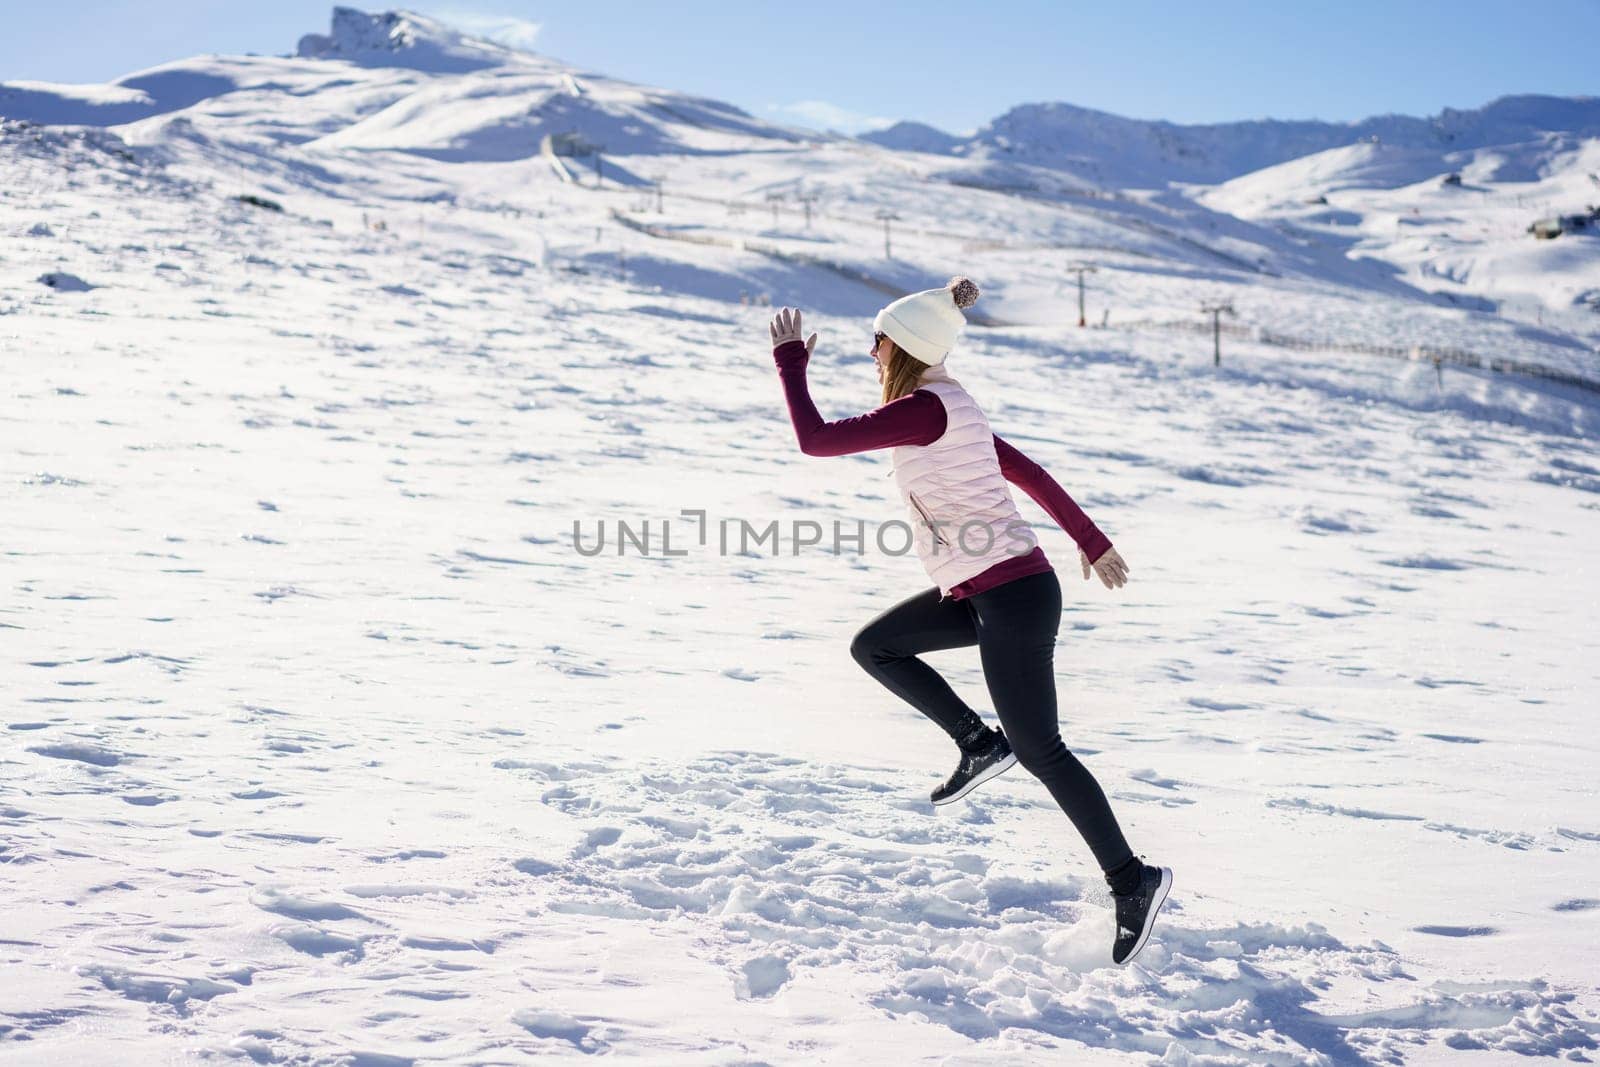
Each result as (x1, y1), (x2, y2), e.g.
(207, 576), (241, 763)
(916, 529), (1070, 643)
(769, 307), (818, 355)
(1080, 546), (1131, 590)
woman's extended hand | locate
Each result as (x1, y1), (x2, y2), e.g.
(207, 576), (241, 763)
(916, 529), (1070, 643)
(1080, 546), (1130, 590)
(769, 307), (818, 355)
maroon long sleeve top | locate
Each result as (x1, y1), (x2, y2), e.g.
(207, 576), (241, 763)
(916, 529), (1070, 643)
(773, 339), (1113, 599)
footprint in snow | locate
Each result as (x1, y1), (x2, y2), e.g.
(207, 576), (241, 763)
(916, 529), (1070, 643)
(486, 750), (1588, 1060)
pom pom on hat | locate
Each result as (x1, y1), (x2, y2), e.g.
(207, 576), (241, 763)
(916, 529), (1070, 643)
(873, 275), (981, 366)
(948, 276), (980, 309)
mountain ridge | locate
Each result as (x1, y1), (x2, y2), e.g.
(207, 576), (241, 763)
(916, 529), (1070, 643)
(862, 93), (1600, 188)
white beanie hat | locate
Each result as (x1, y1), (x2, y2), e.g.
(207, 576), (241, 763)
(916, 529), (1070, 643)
(873, 277), (980, 366)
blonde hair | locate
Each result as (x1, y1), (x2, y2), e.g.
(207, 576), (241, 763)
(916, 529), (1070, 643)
(880, 339), (925, 405)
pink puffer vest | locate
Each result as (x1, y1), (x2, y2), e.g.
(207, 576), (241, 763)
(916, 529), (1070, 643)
(889, 366), (1039, 597)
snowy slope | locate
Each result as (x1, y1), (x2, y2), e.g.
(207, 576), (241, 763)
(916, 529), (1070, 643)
(1195, 136), (1600, 329)
(3, 9), (1600, 1065)
(4, 9), (1595, 361)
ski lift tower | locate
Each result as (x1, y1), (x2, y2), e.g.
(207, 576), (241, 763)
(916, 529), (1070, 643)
(1066, 263), (1098, 327)
(796, 187), (820, 229)
(1200, 300), (1236, 367)
(874, 208), (901, 259)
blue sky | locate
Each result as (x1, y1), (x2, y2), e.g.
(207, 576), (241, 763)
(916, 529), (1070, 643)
(3, 1), (1596, 134)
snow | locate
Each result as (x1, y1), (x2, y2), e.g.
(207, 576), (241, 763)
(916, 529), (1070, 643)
(2, 7), (1599, 1064)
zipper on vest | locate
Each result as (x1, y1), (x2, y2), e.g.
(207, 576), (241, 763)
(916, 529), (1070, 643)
(908, 491), (951, 547)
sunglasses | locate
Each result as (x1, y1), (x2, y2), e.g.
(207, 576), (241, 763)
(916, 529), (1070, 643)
(872, 331), (888, 349)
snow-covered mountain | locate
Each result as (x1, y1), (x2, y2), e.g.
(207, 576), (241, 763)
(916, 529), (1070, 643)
(4, 8), (1595, 335)
(0, 6), (818, 173)
(3, 9), (1599, 1063)
(858, 119), (966, 155)
(862, 95), (1600, 188)
(858, 94), (1600, 328)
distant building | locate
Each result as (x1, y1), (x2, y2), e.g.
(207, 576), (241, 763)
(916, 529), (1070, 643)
(1529, 206), (1600, 239)
(542, 132), (598, 158)
(1441, 172), (1462, 187)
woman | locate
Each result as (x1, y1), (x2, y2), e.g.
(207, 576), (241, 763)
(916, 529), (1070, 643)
(767, 277), (1172, 966)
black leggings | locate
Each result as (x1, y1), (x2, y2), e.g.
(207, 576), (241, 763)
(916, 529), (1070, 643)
(849, 569), (1135, 874)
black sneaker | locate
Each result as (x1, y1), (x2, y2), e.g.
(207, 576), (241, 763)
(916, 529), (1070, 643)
(930, 730), (1017, 806)
(1112, 862), (1173, 966)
